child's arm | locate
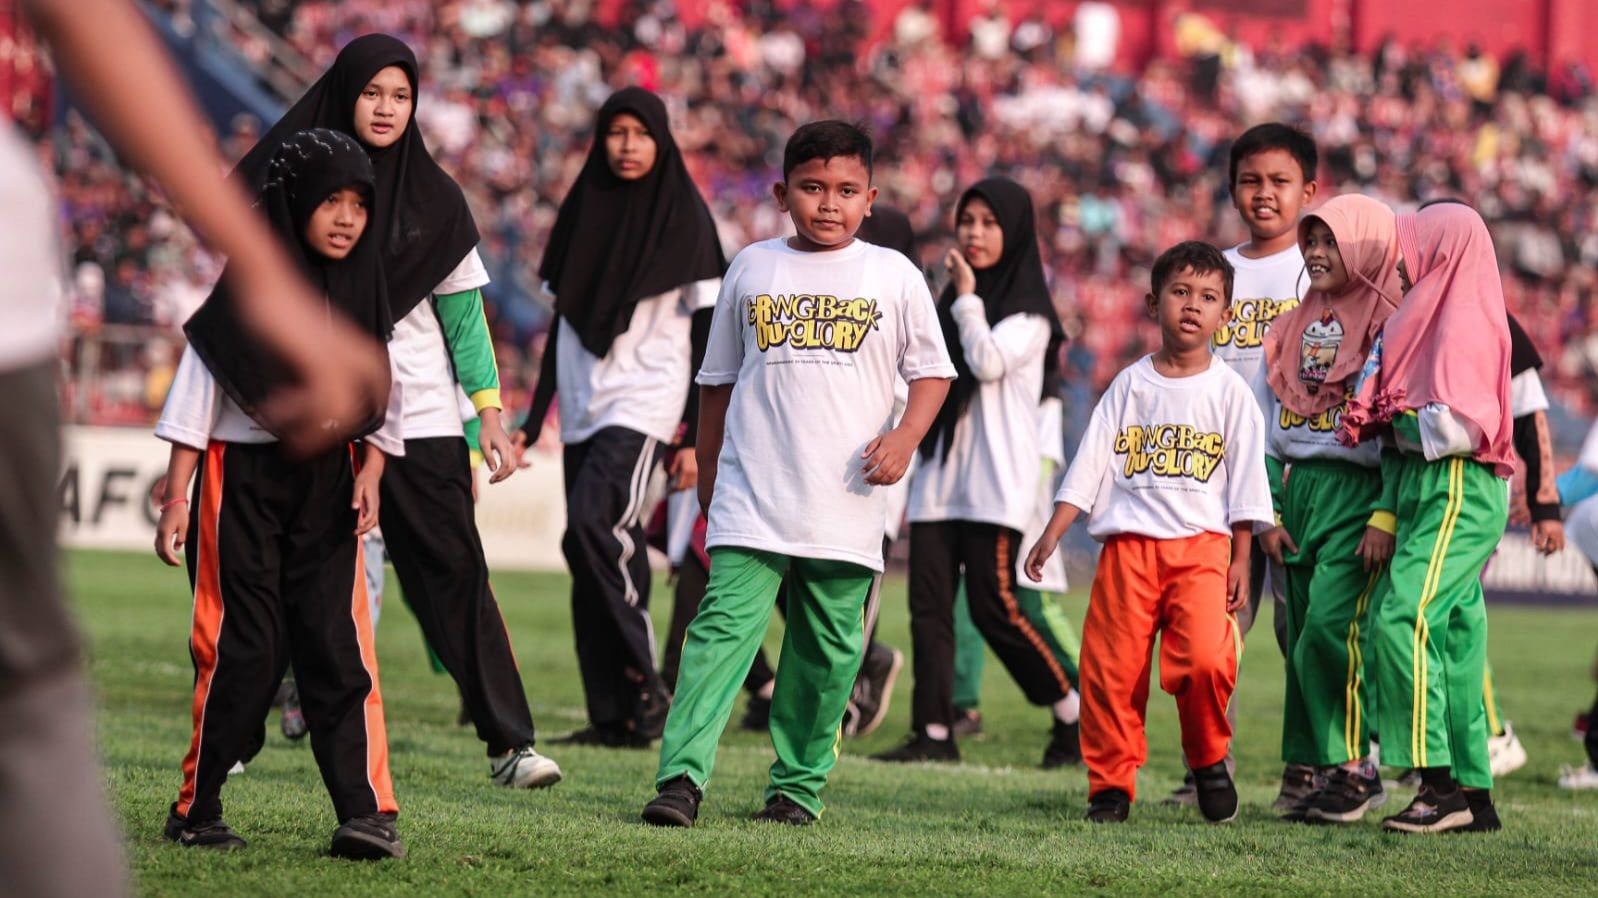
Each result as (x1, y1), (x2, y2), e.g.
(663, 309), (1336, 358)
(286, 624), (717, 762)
(1258, 454), (1298, 564)
(1355, 447), (1402, 571)
(862, 376), (950, 486)
(695, 384), (732, 516)
(1025, 500), (1084, 582)
(436, 284), (516, 484)
(1514, 407), (1565, 554)
(353, 442), (386, 536)
(1227, 522), (1253, 612)
(671, 283), (718, 491)
(154, 444), (200, 566)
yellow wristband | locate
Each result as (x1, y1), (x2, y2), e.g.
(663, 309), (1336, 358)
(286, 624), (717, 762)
(470, 388), (503, 413)
(1367, 510), (1397, 535)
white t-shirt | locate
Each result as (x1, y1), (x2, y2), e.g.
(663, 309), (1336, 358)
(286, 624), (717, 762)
(1020, 396), (1069, 593)
(909, 294), (1049, 532)
(1055, 355), (1273, 542)
(0, 124), (64, 371)
(698, 238), (956, 572)
(1215, 243), (1309, 417)
(157, 344), (404, 456)
(1253, 367), (1381, 468)
(556, 278), (721, 445)
(1509, 368), (1549, 418)
(388, 248), (491, 441)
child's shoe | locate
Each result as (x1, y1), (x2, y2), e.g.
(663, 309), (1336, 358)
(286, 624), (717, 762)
(741, 694), (772, 731)
(1381, 784), (1473, 833)
(1456, 789), (1502, 833)
(1305, 763), (1385, 823)
(1271, 763), (1318, 811)
(1559, 763), (1598, 789)
(1041, 718), (1081, 769)
(871, 733), (959, 763)
(1487, 722), (1528, 778)
(162, 804), (246, 850)
(330, 813), (405, 860)
(951, 708), (983, 737)
(1085, 789), (1130, 823)
(642, 775), (702, 828)
(751, 794), (816, 825)
(1192, 761), (1239, 823)
(490, 744), (562, 789)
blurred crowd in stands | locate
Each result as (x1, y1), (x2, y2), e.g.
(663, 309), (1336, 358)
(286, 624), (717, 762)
(21, 0), (1598, 437)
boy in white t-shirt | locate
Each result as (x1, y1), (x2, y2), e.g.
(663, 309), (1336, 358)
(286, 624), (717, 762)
(642, 122), (955, 827)
(1026, 242), (1273, 824)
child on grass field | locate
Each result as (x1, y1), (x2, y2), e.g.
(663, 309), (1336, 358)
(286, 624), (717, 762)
(641, 121), (955, 827)
(1025, 241), (1272, 824)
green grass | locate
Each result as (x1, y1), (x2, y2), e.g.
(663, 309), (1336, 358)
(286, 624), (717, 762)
(72, 548), (1598, 896)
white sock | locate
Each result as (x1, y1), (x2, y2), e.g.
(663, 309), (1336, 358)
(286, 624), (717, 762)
(1053, 689), (1080, 724)
(925, 723), (951, 741)
(757, 680), (775, 700)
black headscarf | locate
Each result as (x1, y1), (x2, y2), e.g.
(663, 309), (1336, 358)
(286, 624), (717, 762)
(539, 86), (726, 357)
(921, 177), (1064, 459)
(857, 203), (918, 265)
(1507, 312), (1542, 376)
(185, 128), (391, 438)
(233, 33), (479, 320)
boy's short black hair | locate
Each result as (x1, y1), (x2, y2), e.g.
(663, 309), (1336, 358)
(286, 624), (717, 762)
(1228, 122), (1317, 188)
(783, 120), (873, 181)
(1151, 241), (1235, 303)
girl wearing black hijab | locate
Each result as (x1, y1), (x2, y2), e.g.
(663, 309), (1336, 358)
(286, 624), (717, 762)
(153, 128), (405, 857)
(874, 177), (1080, 767)
(520, 87), (725, 747)
(236, 34), (561, 790)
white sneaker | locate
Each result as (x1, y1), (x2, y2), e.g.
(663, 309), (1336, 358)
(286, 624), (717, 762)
(1488, 722), (1528, 778)
(227, 761), (246, 776)
(490, 745), (562, 789)
(1559, 763), (1598, 790)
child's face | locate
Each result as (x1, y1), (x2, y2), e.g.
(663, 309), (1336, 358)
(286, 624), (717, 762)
(353, 65), (413, 149)
(1146, 266), (1232, 353)
(1231, 148), (1315, 245)
(773, 155), (877, 250)
(956, 196), (1004, 269)
(604, 112), (657, 180)
(303, 188), (369, 260)
(1397, 257), (1413, 296)
(1301, 219), (1351, 293)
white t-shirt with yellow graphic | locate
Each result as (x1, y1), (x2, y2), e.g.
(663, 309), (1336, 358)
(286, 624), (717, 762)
(1055, 355), (1272, 542)
(1252, 367), (1382, 468)
(1214, 243), (1309, 416)
(698, 238), (957, 572)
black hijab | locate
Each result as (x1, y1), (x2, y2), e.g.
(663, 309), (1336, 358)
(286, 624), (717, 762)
(539, 86), (727, 358)
(233, 33), (479, 320)
(921, 177), (1064, 460)
(857, 203), (918, 265)
(185, 128), (391, 439)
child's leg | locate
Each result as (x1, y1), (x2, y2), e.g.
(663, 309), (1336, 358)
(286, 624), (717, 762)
(662, 550), (710, 692)
(176, 443), (290, 824)
(1482, 664), (1505, 738)
(283, 448), (396, 822)
(906, 521), (963, 734)
(1079, 535), (1162, 800)
(766, 557), (876, 815)
(960, 524), (1073, 705)
(1014, 587), (1080, 685)
(1154, 531), (1237, 774)
(951, 580), (985, 711)
(656, 548), (785, 791)
(1446, 584), (1493, 789)
(1279, 558), (1315, 764)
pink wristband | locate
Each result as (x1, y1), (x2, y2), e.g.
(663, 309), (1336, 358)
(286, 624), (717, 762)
(160, 498), (189, 512)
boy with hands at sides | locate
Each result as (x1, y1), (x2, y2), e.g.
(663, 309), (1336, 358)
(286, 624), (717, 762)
(1026, 242), (1273, 825)
(642, 121), (955, 828)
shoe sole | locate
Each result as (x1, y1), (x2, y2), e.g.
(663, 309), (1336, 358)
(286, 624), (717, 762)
(1381, 809), (1474, 833)
(1201, 805), (1239, 824)
(641, 805), (695, 828)
(856, 650), (904, 738)
(501, 767), (563, 789)
(1305, 799), (1373, 823)
(330, 830), (406, 860)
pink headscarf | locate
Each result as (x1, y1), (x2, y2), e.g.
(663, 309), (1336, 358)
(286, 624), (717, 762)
(1338, 203), (1514, 477)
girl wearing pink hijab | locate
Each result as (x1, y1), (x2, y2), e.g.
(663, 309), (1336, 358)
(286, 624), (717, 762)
(1339, 202), (1513, 835)
(1258, 195), (1399, 826)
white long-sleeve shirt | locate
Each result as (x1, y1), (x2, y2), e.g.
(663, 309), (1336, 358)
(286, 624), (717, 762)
(1055, 354), (1272, 541)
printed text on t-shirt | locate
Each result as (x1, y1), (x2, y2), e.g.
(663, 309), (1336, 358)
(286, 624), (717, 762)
(746, 293), (882, 352)
(1113, 424), (1226, 482)
(1211, 296), (1299, 350)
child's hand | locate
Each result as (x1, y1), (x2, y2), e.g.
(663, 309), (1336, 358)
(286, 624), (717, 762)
(1259, 524), (1297, 565)
(1355, 526), (1395, 571)
(154, 500), (189, 567)
(1024, 536), (1058, 583)
(1531, 519), (1566, 555)
(353, 468), (381, 536)
(861, 428), (917, 485)
(510, 430), (533, 470)
(943, 248), (977, 297)
(668, 447), (698, 491)
(1226, 557), (1250, 613)
(478, 409), (517, 484)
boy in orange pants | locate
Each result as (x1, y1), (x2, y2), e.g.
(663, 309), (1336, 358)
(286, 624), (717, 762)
(1026, 241), (1272, 823)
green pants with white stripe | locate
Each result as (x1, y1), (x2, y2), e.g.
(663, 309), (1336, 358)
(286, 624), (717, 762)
(655, 547), (874, 817)
(1373, 453), (1506, 789)
(1279, 460), (1385, 767)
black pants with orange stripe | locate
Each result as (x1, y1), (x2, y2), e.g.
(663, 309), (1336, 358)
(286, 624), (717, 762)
(380, 437), (537, 755)
(907, 521), (1073, 733)
(177, 441), (396, 825)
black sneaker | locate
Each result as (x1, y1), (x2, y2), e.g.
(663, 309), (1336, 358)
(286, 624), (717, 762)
(1165, 772), (1198, 808)
(1306, 764), (1386, 823)
(751, 793), (816, 825)
(1381, 784), (1474, 833)
(551, 724), (648, 748)
(1272, 763), (1318, 811)
(1192, 761), (1239, 823)
(952, 708), (983, 738)
(740, 695), (772, 732)
(870, 733), (959, 763)
(1455, 789), (1502, 833)
(845, 644), (903, 738)
(1041, 718), (1081, 769)
(1086, 789), (1131, 823)
(330, 813), (405, 860)
(162, 804), (246, 850)
(632, 684), (672, 742)
(642, 775), (702, 828)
